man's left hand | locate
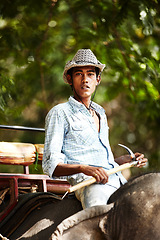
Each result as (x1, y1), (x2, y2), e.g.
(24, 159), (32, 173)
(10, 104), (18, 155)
(134, 152), (148, 168)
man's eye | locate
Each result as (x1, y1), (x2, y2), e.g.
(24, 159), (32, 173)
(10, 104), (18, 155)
(76, 73), (82, 76)
(88, 73), (94, 76)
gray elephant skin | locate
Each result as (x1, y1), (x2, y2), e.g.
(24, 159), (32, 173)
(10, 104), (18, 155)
(51, 172), (160, 240)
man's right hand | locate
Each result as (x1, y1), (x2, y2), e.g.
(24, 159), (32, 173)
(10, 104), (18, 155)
(79, 165), (109, 184)
(54, 163), (109, 184)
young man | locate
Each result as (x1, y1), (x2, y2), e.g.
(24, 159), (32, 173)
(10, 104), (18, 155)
(42, 49), (147, 209)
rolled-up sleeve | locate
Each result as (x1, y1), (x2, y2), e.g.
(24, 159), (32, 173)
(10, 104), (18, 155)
(42, 107), (66, 178)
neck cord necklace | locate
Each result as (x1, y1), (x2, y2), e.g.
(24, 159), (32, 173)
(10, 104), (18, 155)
(81, 99), (95, 117)
(73, 85), (98, 117)
(73, 95), (94, 116)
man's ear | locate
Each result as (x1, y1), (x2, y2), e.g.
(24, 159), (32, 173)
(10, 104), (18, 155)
(96, 75), (101, 86)
(66, 74), (72, 86)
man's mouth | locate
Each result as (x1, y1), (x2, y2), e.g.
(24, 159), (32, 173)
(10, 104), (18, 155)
(81, 85), (90, 89)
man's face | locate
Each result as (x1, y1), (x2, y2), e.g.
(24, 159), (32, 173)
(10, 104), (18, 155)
(67, 66), (100, 100)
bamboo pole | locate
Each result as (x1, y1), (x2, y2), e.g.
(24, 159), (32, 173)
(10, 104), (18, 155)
(67, 161), (138, 194)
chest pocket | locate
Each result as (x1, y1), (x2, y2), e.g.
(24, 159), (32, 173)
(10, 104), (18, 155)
(71, 122), (84, 131)
(70, 120), (95, 146)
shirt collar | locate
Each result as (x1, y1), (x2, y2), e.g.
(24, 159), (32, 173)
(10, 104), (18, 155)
(68, 96), (105, 114)
(68, 96), (84, 113)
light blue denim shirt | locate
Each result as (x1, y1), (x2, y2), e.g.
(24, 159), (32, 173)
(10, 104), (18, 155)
(42, 96), (127, 188)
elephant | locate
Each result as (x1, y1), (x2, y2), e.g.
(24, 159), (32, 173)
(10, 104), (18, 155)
(1, 172), (160, 240)
(50, 172), (160, 240)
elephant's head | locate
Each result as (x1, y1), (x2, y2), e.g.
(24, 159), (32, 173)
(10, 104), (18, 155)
(100, 172), (160, 240)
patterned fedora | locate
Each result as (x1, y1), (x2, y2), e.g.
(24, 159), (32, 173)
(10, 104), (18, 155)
(63, 49), (105, 83)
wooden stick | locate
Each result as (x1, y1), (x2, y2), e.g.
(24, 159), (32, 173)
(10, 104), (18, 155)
(68, 161), (138, 193)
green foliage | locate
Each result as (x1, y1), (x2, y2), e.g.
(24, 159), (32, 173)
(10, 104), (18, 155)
(0, 0), (160, 174)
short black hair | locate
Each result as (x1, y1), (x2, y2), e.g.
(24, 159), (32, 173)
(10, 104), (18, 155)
(67, 67), (73, 78)
(95, 67), (100, 77)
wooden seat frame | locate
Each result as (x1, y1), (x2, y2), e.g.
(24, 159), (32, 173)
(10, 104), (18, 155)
(0, 142), (70, 222)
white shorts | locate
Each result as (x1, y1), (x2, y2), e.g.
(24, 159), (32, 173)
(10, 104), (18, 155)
(75, 182), (119, 209)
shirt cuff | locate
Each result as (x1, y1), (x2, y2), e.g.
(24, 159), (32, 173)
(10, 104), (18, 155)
(48, 153), (65, 178)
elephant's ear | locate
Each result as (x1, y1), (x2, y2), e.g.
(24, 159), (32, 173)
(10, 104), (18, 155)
(99, 215), (112, 240)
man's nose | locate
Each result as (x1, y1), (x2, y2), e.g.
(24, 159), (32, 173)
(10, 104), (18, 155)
(82, 74), (88, 82)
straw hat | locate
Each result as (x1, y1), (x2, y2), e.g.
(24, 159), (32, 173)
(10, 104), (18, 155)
(63, 49), (105, 83)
